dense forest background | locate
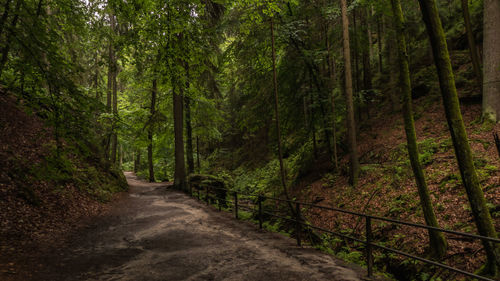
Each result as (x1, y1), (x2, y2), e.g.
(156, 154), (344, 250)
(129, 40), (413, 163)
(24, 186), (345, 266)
(0, 0), (499, 280)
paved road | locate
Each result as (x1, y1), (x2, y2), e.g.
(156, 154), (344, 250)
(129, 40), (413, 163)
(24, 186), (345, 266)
(30, 172), (367, 281)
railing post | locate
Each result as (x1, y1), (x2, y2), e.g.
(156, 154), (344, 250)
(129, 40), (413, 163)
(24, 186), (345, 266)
(258, 196), (263, 229)
(366, 216), (373, 277)
(234, 192), (238, 219)
(296, 202), (301, 247)
(205, 186), (209, 205)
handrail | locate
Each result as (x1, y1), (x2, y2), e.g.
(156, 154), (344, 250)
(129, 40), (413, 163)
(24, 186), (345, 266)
(189, 184), (498, 281)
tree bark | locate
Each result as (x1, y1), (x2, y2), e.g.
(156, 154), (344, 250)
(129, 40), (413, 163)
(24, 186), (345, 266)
(326, 25), (338, 170)
(110, 12), (118, 164)
(390, 0), (448, 258)
(183, 61), (195, 175)
(418, 0), (500, 275)
(270, 18), (293, 209)
(482, 0), (500, 122)
(340, 0), (360, 187)
(134, 150), (141, 174)
(460, 0), (482, 93)
(173, 83), (187, 191)
(376, 13), (383, 74)
(148, 79), (157, 183)
(362, 8), (372, 91)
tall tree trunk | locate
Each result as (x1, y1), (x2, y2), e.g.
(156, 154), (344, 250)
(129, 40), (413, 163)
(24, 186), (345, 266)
(418, 0), (500, 276)
(352, 10), (360, 94)
(326, 25), (338, 170)
(270, 18), (293, 209)
(185, 95), (194, 175)
(104, 12), (115, 161)
(340, 0), (360, 187)
(390, 0), (448, 258)
(110, 13), (118, 164)
(309, 87), (318, 160)
(376, 13), (383, 74)
(173, 83), (186, 191)
(362, 8), (372, 91)
(461, 0), (482, 93)
(110, 68), (118, 164)
(148, 79), (157, 183)
(482, 0), (500, 122)
(183, 62), (194, 175)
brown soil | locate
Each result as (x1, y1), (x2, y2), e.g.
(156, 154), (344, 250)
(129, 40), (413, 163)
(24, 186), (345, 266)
(2, 172), (379, 281)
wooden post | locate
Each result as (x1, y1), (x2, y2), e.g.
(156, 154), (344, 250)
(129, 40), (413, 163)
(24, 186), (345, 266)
(296, 202), (301, 246)
(234, 192), (238, 219)
(366, 216), (373, 277)
(258, 196), (263, 229)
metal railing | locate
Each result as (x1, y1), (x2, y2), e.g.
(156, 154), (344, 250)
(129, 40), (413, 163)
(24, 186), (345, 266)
(188, 185), (499, 281)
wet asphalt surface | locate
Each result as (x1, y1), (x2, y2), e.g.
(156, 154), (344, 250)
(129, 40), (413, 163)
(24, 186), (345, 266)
(28, 172), (367, 281)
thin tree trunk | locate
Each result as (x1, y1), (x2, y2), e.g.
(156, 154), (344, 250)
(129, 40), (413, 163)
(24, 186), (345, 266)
(352, 9), (360, 94)
(390, 0), (448, 258)
(418, 0), (500, 276)
(148, 79), (157, 183)
(110, 13), (118, 164)
(196, 136), (200, 173)
(134, 151), (141, 174)
(340, 0), (360, 187)
(270, 18), (293, 209)
(376, 13), (383, 74)
(309, 87), (318, 160)
(362, 8), (372, 91)
(482, 0), (500, 122)
(326, 24), (338, 170)
(460, 0), (482, 93)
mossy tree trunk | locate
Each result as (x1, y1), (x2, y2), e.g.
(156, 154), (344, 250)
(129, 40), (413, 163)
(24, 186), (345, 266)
(418, 0), (500, 276)
(390, 0), (448, 258)
(340, 0), (360, 187)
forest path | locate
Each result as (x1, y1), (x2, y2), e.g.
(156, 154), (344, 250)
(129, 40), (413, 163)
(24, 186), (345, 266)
(29, 172), (368, 281)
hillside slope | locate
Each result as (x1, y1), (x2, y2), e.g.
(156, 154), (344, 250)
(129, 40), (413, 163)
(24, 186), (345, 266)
(0, 92), (127, 276)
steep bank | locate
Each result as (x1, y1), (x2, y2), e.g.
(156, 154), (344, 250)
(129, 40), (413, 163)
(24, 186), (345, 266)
(0, 92), (127, 277)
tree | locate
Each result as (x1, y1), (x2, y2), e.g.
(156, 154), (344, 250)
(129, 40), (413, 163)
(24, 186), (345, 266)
(270, 17), (292, 204)
(418, 0), (500, 275)
(460, 0), (482, 93)
(482, 0), (500, 122)
(340, 0), (360, 187)
(148, 79), (157, 182)
(390, 0), (448, 258)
